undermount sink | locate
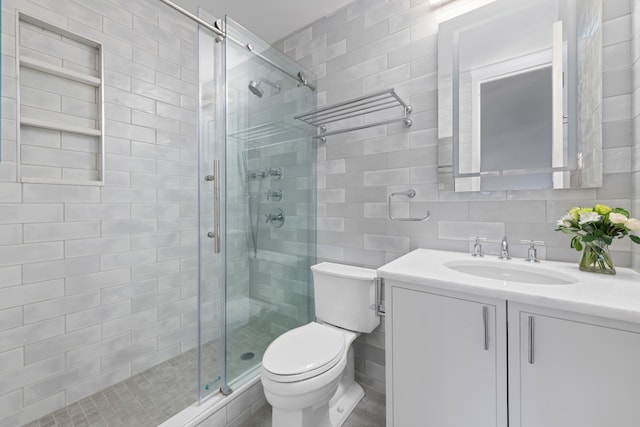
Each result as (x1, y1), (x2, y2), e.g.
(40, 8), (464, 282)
(444, 260), (579, 285)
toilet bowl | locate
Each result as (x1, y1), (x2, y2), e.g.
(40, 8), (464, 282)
(261, 262), (379, 427)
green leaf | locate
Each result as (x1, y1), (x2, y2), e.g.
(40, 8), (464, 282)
(582, 234), (596, 242)
(571, 236), (583, 251)
(630, 234), (640, 244)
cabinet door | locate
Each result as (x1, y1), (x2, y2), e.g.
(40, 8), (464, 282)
(508, 304), (640, 427)
(391, 286), (506, 427)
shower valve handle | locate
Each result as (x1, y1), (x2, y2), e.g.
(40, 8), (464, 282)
(265, 213), (283, 223)
(265, 189), (282, 201)
(264, 209), (285, 228)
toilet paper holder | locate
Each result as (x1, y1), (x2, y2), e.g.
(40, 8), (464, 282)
(388, 189), (431, 222)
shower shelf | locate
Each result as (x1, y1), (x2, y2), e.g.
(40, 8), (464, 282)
(294, 89), (412, 142)
(228, 121), (308, 144)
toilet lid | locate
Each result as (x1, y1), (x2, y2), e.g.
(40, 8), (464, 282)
(262, 323), (346, 381)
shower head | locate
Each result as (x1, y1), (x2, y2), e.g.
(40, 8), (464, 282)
(248, 79), (281, 98)
(248, 80), (263, 97)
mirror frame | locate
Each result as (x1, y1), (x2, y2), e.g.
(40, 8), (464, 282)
(437, 0), (602, 192)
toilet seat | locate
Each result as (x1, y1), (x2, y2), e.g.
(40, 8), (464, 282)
(262, 322), (346, 383)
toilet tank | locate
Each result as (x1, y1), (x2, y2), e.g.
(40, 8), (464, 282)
(311, 262), (380, 333)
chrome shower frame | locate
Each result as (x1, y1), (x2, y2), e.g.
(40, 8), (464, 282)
(159, 0), (316, 91)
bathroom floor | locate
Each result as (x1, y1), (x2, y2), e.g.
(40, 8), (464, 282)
(23, 321), (276, 427)
(241, 386), (386, 427)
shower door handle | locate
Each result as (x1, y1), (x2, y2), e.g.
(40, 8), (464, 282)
(206, 159), (221, 254)
(213, 159), (221, 253)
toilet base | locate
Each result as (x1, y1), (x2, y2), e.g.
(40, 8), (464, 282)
(328, 381), (364, 426)
(271, 381), (364, 427)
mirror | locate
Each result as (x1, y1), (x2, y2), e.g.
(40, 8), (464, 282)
(437, 0), (602, 192)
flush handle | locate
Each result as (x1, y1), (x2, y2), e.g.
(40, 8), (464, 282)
(374, 277), (385, 317)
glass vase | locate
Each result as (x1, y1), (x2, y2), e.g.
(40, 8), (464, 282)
(579, 239), (616, 275)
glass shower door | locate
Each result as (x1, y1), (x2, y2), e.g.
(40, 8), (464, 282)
(198, 14), (226, 401)
(197, 13), (316, 400)
(223, 16), (317, 385)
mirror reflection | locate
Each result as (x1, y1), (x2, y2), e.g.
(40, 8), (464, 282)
(437, 0), (602, 192)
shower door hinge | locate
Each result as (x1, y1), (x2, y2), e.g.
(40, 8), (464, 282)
(374, 277), (385, 317)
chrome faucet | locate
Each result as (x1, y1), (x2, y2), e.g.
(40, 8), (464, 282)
(471, 236), (486, 257)
(499, 236), (511, 260)
(521, 240), (544, 263)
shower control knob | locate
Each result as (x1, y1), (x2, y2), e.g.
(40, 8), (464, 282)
(207, 232), (215, 238)
(264, 213), (283, 223)
(268, 167), (283, 180)
(264, 208), (285, 228)
(265, 189), (282, 201)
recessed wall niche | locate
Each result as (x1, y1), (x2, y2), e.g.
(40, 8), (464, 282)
(16, 13), (104, 185)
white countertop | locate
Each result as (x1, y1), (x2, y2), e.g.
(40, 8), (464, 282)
(377, 248), (640, 323)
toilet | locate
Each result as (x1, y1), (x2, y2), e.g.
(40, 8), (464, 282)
(261, 262), (380, 427)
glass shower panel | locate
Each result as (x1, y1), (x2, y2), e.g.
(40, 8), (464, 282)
(224, 16), (317, 385)
(198, 11), (226, 402)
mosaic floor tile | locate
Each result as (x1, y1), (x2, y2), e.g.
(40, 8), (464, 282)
(29, 320), (280, 427)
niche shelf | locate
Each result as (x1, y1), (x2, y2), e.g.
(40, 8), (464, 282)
(294, 88), (412, 141)
(16, 13), (105, 186)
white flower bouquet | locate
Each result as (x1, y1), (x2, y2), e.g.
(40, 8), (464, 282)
(555, 204), (640, 274)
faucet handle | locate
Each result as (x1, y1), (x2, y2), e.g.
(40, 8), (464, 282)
(520, 240), (545, 246)
(470, 236), (487, 257)
(521, 240), (544, 262)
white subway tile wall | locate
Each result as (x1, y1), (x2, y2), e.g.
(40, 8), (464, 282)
(276, 0), (638, 392)
(0, 0), (200, 424)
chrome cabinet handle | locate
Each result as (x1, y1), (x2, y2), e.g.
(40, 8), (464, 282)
(528, 315), (534, 364)
(482, 306), (489, 351)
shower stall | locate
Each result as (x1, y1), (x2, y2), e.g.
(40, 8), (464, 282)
(2, 0), (315, 424)
(196, 10), (317, 403)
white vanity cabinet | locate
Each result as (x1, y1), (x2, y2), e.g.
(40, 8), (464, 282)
(386, 281), (640, 427)
(380, 248), (640, 427)
(385, 280), (508, 427)
(508, 303), (640, 427)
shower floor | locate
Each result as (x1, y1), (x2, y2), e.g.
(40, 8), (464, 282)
(24, 321), (277, 427)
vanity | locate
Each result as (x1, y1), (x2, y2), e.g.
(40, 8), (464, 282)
(378, 249), (640, 427)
